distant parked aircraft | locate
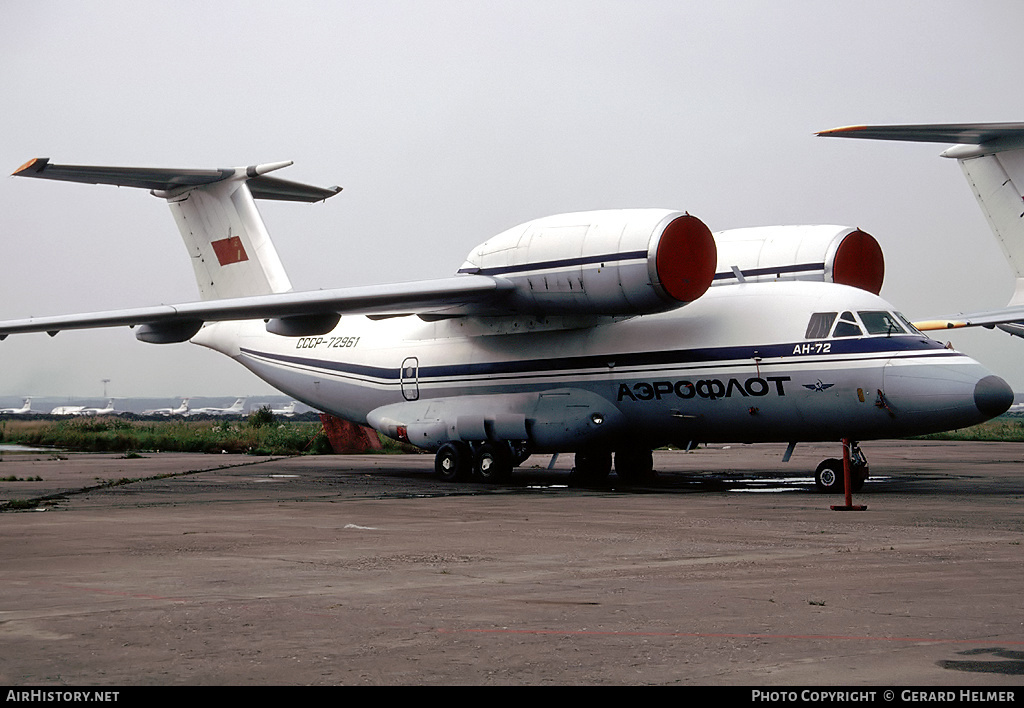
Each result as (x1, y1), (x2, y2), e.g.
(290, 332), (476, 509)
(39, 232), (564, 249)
(78, 399), (116, 415)
(142, 398), (190, 416)
(271, 401), (298, 417)
(50, 404), (85, 416)
(0, 398), (32, 414)
(187, 398), (246, 416)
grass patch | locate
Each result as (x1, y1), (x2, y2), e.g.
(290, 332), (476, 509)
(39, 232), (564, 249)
(12, 413), (1018, 456)
(3, 499), (38, 511)
(914, 416), (1024, 442)
(0, 417), (342, 456)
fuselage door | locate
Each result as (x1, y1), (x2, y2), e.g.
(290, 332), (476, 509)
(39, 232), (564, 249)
(401, 357), (420, 401)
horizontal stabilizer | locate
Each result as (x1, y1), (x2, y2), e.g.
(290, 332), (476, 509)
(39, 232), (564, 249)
(13, 158), (342, 203)
(247, 174), (343, 202)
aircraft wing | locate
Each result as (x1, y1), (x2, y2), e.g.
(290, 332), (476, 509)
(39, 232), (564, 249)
(0, 276), (514, 341)
(816, 123), (1024, 145)
(912, 306), (1024, 332)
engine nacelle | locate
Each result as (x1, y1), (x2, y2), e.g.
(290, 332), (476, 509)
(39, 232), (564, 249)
(458, 209), (717, 315)
(135, 320), (203, 344)
(713, 225), (884, 294)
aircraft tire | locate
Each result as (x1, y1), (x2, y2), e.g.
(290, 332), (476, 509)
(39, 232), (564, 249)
(814, 459), (845, 493)
(475, 442), (514, 483)
(615, 448), (655, 485)
(814, 459), (869, 493)
(435, 442), (472, 482)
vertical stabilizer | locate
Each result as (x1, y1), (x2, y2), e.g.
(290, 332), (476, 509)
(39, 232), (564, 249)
(163, 175), (293, 300)
(948, 146), (1024, 305)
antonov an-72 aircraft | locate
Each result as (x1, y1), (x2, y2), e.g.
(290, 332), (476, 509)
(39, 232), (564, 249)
(2, 132), (1015, 491)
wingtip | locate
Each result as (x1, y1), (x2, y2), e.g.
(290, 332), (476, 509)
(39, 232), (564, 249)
(315, 185), (344, 202)
(12, 157), (49, 177)
(815, 125), (868, 137)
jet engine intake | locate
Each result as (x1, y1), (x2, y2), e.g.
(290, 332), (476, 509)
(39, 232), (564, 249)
(458, 209), (716, 315)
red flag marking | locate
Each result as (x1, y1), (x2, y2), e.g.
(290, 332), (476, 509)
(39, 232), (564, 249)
(211, 236), (249, 266)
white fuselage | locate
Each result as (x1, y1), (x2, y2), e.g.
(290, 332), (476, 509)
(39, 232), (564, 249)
(192, 280), (1007, 451)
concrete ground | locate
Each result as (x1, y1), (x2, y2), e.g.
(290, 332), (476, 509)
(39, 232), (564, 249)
(0, 440), (1021, 686)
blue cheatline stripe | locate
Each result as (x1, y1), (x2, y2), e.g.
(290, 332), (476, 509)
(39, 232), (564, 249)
(457, 250), (648, 277)
(713, 262), (826, 281)
(239, 335), (952, 384)
(458, 253), (827, 280)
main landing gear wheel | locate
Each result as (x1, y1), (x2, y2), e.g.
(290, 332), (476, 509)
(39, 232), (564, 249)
(435, 442), (472, 482)
(510, 442), (531, 466)
(570, 450), (612, 486)
(615, 448), (655, 485)
(814, 458), (868, 494)
(475, 442), (514, 483)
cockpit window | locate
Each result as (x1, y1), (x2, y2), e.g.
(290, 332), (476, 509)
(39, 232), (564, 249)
(805, 312), (837, 339)
(859, 311), (907, 336)
(805, 310), (922, 340)
(832, 311), (862, 338)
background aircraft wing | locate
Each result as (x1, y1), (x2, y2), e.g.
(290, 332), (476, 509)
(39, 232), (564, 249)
(0, 276), (514, 341)
(913, 306), (1024, 332)
(815, 123), (1024, 145)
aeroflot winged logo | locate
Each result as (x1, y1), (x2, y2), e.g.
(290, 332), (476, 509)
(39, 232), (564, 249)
(802, 379), (836, 392)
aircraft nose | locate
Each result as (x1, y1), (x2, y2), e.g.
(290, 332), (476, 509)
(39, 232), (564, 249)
(974, 374), (1014, 418)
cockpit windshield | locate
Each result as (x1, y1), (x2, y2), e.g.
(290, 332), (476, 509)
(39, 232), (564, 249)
(859, 310), (906, 335)
(805, 310), (921, 339)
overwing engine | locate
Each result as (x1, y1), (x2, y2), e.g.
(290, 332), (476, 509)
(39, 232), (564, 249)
(458, 209), (717, 315)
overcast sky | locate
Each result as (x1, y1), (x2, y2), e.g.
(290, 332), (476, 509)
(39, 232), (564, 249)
(3, 0), (1024, 398)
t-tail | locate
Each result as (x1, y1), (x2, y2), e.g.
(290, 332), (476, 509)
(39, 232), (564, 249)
(819, 123), (1024, 335)
(12, 158), (342, 301)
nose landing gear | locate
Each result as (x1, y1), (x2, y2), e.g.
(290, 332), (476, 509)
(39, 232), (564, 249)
(815, 440), (868, 494)
(817, 438), (868, 511)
